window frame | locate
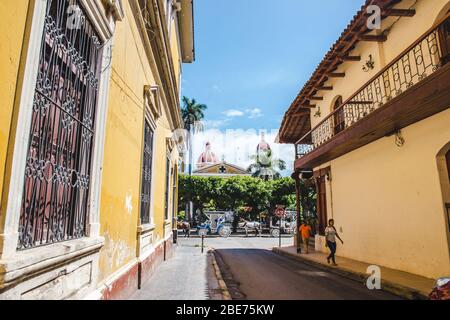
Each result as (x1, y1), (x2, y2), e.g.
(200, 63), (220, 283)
(1, 0), (121, 258)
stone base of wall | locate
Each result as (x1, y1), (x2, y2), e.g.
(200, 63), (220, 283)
(0, 237), (104, 300)
(100, 237), (174, 300)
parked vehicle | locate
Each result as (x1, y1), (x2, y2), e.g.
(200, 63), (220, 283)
(262, 211), (297, 237)
(197, 211), (233, 238)
(429, 278), (450, 300)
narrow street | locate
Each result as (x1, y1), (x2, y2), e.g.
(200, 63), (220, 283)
(176, 235), (402, 300)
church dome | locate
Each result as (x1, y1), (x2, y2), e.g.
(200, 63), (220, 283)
(197, 142), (219, 168)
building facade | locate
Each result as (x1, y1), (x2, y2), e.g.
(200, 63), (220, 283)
(0, 0), (194, 300)
(279, 0), (450, 279)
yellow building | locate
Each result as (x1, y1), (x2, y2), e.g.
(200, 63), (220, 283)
(279, 0), (450, 279)
(0, 0), (194, 300)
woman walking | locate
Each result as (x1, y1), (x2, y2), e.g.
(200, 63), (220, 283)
(325, 219), (343, 266)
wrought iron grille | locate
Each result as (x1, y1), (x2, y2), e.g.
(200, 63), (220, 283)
(17, 0), (103, 249)
(295, 16), (450, 156)
(164, 155), (171, 221)
(140, 121), (154, 224)
(295, 144), (314, 159)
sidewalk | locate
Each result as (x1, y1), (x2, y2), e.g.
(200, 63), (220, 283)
(130, 243), (224, 300)
(273, 246), (435, 300)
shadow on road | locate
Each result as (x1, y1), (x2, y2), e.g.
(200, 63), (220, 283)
(212, 248), (403, 300)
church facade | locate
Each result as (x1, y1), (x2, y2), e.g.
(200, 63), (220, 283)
(193, 142), (250, 178)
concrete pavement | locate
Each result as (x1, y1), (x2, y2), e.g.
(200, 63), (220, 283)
(130, 241), (224, 300)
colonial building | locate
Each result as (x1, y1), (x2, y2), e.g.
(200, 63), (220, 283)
(0, 0), (194, 300)
(193, 142), (250, 177)
(279, 0), (450, 279)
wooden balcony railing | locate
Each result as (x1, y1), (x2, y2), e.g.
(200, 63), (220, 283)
(295, 15), (450, 158)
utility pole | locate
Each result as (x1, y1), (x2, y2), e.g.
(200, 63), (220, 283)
(294, 173), (302, 254)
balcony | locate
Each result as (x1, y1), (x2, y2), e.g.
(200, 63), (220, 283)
(295, 15), (450, 170)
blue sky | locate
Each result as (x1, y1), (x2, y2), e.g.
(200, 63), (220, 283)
(182, 0), (364, 131)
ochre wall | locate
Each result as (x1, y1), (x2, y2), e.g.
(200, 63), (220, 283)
(0, 0), (30, 212)
(327, 109), (450, 279)
(98, 0), (180, 283)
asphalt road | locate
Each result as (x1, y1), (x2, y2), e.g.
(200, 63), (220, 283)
(179, 236), (402, 300)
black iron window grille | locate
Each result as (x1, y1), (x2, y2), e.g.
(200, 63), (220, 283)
(140, 121), (154, 225)
(164, 155), (171, 221)
(172, 165), (178, 221)
(17, 0), (104, 250)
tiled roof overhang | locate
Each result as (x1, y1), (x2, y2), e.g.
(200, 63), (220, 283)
(278, 0), (403, 144)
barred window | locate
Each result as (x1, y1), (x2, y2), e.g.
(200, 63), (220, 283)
(172, 165), (178, 221)
(140, 121), (154, 225)
(17, 0), (104, 249)
(164, 155), (171, 221)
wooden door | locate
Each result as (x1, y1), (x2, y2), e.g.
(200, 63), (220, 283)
(316, 176), (328, 236)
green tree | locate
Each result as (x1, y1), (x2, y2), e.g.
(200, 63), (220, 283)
(240, 177), (271, 220)
(268, 177), (296, 213)
(247, 150), (287, 180)
(181, 96), (207, 175)
(177, 175), (315, 226)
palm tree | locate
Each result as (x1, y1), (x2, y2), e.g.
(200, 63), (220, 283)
(181, 96), (207, 175)
(247, 150), (286, 180)
(181, 97), (207, 223)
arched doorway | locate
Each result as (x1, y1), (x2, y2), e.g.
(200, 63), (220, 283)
(333, 96), (345, 134)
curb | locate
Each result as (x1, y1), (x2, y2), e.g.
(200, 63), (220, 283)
(272, 247), (429, 300)
(209, 249), (232, 300)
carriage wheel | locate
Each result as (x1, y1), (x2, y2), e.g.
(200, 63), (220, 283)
(219, 227), (232, 238)
(271, 228), (280, 238)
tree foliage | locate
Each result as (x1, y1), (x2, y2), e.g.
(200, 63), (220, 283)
(178, 175), (306, 222)
(181, 96), (207, 133)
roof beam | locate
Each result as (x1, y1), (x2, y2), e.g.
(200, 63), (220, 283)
(358, 34), (387, 42)
(328, 72), (345, 78)
(301, 104), (317, 108)
(316, 86), (333, 91)
(340, 55), (361, 61)
(384, 8), (416, 17)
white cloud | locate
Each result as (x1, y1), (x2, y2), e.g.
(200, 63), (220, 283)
(222, 109), (245, 117)
(202, 119), (230, 129)
(246, 108), (263, 119)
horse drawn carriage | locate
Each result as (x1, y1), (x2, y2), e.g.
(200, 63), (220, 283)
(265, 210), (297, 237)
(197, 211), (234, 238)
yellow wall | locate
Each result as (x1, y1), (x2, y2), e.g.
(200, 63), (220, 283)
(0, 0), (30, 212)
(98, 0), (180, 282)
(170, 17), (182, 90)
(326, 109), (450, 278)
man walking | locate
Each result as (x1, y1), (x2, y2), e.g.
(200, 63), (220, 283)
(299, 220), (312, 254)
